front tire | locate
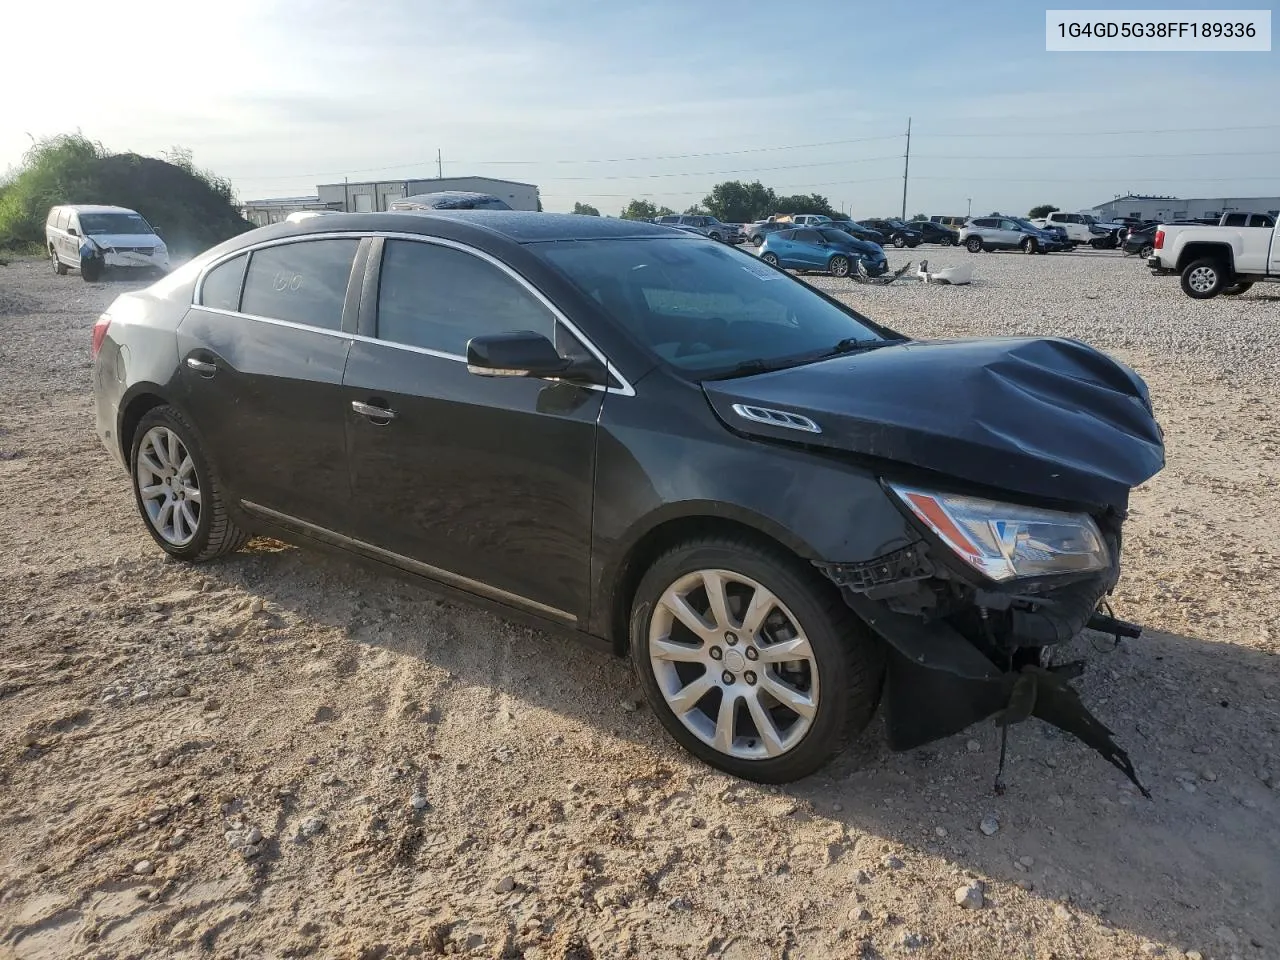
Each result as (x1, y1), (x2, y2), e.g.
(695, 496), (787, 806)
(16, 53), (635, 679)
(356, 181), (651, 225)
(828, 254), (851, 278)
(751, 234), (764, 247)
(130, 405), (250, 562)
(1021, 237), (1037, 254)
(892, 235), (906, 248)
(965, 236), (983, 253)
(81, 257), (103, 282)
(1180, 258), (1228, 299)
(629, 536), (884, 783)
(760, 252), (780, 266)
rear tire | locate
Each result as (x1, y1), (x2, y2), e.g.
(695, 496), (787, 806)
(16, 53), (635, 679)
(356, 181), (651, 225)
(892, 235), (906, 248)
(81, 258), (103, 282)
(828, 254), (851, 278)
(965, 236), (983, 253)
(629, 535), (884, 783)
(130, 405), (250, 562)
(751, 234), (764, 247)
(760, 252), (780, 266)
(1139, 244), (1154, 260)
(1180, 258), (1228, 299)
(50, 247), (68, 275)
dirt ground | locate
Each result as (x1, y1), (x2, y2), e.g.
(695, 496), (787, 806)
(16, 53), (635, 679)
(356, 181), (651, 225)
(1, 251), (1277, 960)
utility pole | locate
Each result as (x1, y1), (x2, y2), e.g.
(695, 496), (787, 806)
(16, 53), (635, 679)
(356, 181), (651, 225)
(900, 117), (911, 220)
(967, 197), (972, 218)
(437, 149), (443, 179)
(344, 176), (350, 213)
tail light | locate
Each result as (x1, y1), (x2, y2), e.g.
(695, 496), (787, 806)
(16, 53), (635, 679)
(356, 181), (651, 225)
(1153, 229), (1165, 250)
(92, 313), (111, 359)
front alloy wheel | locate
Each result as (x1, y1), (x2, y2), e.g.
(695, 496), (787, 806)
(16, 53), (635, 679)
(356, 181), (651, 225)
(630, 536), (884, 782)
(1180, 258), (1227, 299)
(828, 254), (851, 278)
(965, 236), (983, 253)
(760, 252), (780, 266)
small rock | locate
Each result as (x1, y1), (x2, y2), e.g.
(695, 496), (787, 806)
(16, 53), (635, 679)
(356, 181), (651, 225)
(854, 869), (871, 884)
(979, 814), (1000, 836)
(202, 698), (221, 712)
(546, 734), (564, 746)
(298, 816), (326, 839)
(1017, 879), (1035, 891)
(1182, 781), (1198, 793)
(935, 827), (948, 838)
(687, 815), (705, 829)
(850, 907), (872, 922)
(240, 844), (261, 859)
(410, 793), (429, 811)
(897, 931), (924, 951)
(493, 875), (515, 894)
(246, 827), (263, 845)
(1201, 770), (1218, 782)
(1140, 943), (1165, 956)
(133, 860), (155, 875)
(620, 699), (638, 713)
(1018, 856), (1034, 868)
(954, 881), (984, 910)
(1191, 745), (1211, 755)
(1054, 904), (1074, 922)
(831, 802), (843, 813)
(1048, 794), (1064, 807)
(225, 830), (248, 848)
(169, 830), (188, 849)
(882, 855), (904, 870)
(966, 739), (981, 752)
(666, 896), (692, 912)
(1185, 951), (1203, 960)
(248, 599), (264, 615)
(172, 685), (189, 698)
(182, 790), (200, 805)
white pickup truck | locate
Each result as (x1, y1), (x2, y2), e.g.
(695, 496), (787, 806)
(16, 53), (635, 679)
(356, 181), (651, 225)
(1148, 216), (1280, 298)
(1031, 211), (1112, 248)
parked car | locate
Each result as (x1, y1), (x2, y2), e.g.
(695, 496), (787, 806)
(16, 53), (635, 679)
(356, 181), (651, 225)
(910, 220), (960, 246)
(46, 204), (170, 282)
(826, 220), (887, 246)
(388, 191), (511, 211)
(929, 215), (968, 229)
(744, 220), (794, 246)
(759, 227), (888, 277)
(654, 215), (741, 243)
(959, 216), (1059, 254)
(1030, 211), (1111, 249)
(92, 211), (1164, 786)
(857, 218), (922, 248)
(1148, 216), (1280, 298)
(1218, 211), (1276, 228)
(784, 214), (833, 227)
(1078, 214), (1126, 248)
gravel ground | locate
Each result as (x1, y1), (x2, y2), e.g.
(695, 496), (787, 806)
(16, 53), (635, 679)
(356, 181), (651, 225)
(0, 250), (1277, 960)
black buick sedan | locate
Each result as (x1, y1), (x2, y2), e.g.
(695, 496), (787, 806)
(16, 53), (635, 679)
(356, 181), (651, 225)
(92, 212), (1164, 786)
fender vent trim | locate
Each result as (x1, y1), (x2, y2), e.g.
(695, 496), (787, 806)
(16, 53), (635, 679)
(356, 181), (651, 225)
(730, 403), (821, 434)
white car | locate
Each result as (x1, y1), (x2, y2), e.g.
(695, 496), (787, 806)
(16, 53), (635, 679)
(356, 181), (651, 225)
(45, 205), (169, 282)
(1149, 217), (1280, 298)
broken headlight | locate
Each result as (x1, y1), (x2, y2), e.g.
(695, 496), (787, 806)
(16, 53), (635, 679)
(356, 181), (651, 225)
(887, 484), (1109, 582)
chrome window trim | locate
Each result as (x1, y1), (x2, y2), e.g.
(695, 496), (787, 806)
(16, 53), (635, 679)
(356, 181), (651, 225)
(239, 500), (577, 623)
(192, 230), (635, 397)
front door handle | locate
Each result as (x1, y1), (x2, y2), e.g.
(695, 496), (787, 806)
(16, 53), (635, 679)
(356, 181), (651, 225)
(352, 400), (397, 422)
(186, 357), (217, 376)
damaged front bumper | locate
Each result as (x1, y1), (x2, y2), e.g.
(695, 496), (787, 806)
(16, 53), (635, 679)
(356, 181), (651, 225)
(817, 532), (1150, 796)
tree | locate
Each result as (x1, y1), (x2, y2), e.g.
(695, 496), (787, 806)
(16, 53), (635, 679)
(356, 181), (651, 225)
(910, 213), (929, 221)
(683, 204), (708, 216)
(773, 193), (837, 218)
(1028, 204), (1059, 219)
(701, 180), (777, 223)
(571, 201), (600, 216)
(619, 199), (675, 221)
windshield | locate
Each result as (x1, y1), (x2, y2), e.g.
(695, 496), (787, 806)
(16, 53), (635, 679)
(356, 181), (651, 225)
(885, 219), (910, 229)
(78, 212), (153, 236)
(538, 238), (887, 377)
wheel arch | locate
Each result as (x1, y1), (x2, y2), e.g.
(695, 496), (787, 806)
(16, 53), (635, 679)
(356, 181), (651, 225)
(1176, 242), (1234, 273)
(117, 385), (184, 464)
(602, 505), (820, 656)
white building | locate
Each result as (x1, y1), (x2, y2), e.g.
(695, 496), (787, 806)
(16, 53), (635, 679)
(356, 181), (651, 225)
(241, 196), (341, 226)
(1088, 194), (1280, 222)
(316, 176), (540, 213)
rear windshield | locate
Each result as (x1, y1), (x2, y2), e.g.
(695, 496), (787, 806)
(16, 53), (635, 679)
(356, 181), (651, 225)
(537, 238), (885, 377)
(79, 213), (153, 235)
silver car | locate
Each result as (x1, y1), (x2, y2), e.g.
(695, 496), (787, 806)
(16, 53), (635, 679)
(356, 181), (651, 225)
(959, 216), (1057, 254)
(654, 215), (741, 243)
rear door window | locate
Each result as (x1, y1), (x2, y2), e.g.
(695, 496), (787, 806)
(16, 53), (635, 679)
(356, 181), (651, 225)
(240, 239), (359, 330)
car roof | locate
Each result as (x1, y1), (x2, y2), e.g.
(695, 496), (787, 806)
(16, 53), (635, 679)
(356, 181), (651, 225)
(54, 204), (141, 215)
(219, 210), (689, 250)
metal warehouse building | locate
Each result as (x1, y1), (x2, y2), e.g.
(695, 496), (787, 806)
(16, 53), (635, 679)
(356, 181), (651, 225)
(1088, 194), (1280, 222)
(316, 176), (541, 213)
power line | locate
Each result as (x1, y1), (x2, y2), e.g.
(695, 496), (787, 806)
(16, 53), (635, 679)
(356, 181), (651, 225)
(915, 122), (1280, 138)
(535, 155), (902, 182)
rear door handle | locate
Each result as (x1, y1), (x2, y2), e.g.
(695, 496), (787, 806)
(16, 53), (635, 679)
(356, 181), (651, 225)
(186, 357), (217, 376)
(352, 400), (397, 421)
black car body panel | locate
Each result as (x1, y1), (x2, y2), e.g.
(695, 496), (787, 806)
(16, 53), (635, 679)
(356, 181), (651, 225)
(91, 211), (1166, 789)
(701, 336), (1164, 512)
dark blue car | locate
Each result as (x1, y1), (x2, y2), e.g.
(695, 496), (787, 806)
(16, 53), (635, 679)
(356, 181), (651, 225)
(759, 227), (888, 278)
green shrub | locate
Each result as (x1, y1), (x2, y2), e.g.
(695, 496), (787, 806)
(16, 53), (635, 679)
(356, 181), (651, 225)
(0, 133), (253, 256)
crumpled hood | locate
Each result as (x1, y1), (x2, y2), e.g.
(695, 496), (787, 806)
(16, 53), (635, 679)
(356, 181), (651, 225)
(830, 235), (885, 258)
(85, 232), (164, 251)
(703, 336), (1165, 511)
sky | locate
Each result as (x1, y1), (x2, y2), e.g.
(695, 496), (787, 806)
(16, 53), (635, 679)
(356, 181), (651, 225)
(2, 0), (1278, 218)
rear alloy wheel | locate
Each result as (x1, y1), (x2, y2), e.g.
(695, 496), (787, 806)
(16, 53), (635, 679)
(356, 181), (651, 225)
(630, 536), (884, 783)
(965, 236), (984, 253)
(828, 254), (851, 278)
(760, 252), (780, 266)
(1222, 281), (1253, 296)
(1021, 237), (1037, 254)
(131, 406), (249, 561)
(1180, 258), (1228, 299)
(1139, 244), (1154, 260)
(50, 248), (68, 275)
(751, 235), (764, 247)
